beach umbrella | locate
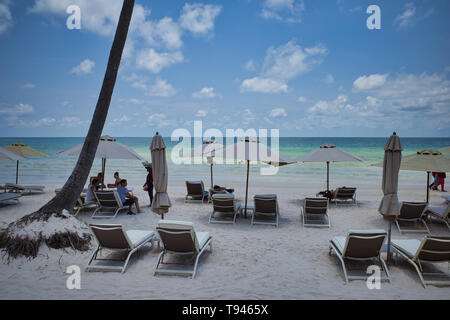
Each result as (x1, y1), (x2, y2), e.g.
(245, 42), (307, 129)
(150, 132), (171, 219)
(206, 138), (292, 217)
(0, 147), (26, 183)
(59, 135), (143, 189)
(3, 143), (50, 184)
(181, 140), (224, 188)
(372, 149), (450, 202)
(378, 132), (402, 263)
(294, 144), (363, 192)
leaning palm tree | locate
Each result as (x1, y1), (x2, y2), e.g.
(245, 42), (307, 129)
(0, 0), (135, 260)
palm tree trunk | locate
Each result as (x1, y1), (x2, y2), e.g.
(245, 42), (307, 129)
(38, 0), (135, 214)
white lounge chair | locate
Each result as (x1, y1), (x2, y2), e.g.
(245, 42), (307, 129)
(185, 181), (208, 203)
(86, 224), (156, 273)
(154, 220), (212, 278)
(395, 202), (430, 234)
(55, 188), (95, 216)
(5, 183), (45, 194)
(392, 236), (450, 287)
(209, 193), (241, 224)
(301, 197), (330, 228)
(329, 229), (390, 284)
(331, 187), (357, 206)
(0, 192), (22, 205)
(92, 190), (127, 219)
(425, 203), (450, 231)
(252, 194), (279, 227)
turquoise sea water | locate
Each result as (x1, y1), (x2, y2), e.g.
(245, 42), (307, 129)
(0, 137), (449, 187)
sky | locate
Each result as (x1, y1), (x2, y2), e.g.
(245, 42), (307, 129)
(0, 0), (449, 137)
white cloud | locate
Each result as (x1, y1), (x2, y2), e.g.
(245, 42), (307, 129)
(298, 96), (307, 103)
(240, 77), (288, 94)
(261, 0), (305, 23)
(325, 74), (334, 84)
(353, 73), (388, 91)
(136, 15), (183, 50)
(270, 108), (287, 118)
(22, 83), (36, 89)
(147, 78), (176, 97)
(71, 59), (95, 75)
(179, 3), (222, 36)
(136, 49), (183, 73)
(147, 113), (175, 127)
(195, 109), (207, 117)
(0, 1), (12, 35)
(244, 59), (256, 72)
(192, 87), (216, 99)
(0, 103), (34, 116)
(60, 116), (88, 127)
(30, 117), (56, 127)
(394, 2), (416, 29)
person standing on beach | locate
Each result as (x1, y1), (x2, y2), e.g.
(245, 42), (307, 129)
(144, 164), (153, 206)
(434, 172), (447, 192)
(430, 172), (438, 190)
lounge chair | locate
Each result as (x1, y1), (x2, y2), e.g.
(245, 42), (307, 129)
(86, 224), (156, 273)
(0, 192), (22, 205)
(92, 190), (127, 219)
(301, 197), (330, 228)
(55, 188), (95, 216)
(154, 220), (212, 278)
(392, 236), (450, 287)
(331, 187), (357, 206)
(425, 203), (450, 231)
(185, 181), (208, 203)
(252, 194), (279, 227)
(209, 193), (241, 224)
(394, 202), (430, 234)
(329, 229), (390, 284)
(5, 183), (45, 194)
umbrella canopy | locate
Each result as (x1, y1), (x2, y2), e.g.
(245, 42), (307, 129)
(150, 132), (171, 219)
(372, 149), (450, 202)
(59, 135), (143, 188)
(3, 143), (49, 184)
(207, 138), (292, 216)
(378, 132), (402, 263)
(181, 140), (224, 188)
(294, 144), (363, 192)
(0, 147), (25, 161)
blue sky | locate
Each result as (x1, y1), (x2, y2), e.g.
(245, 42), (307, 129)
(0, 0), (449, 137)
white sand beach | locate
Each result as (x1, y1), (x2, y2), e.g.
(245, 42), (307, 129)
(0, 178), (449, 300)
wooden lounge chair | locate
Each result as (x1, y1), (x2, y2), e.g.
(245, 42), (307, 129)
(331, 187), (357, 206)
(55, 188), (95, 216)
(5, 183), (45, 194)
(0, 192), (22, 205)
(185, 181), (208, 203)
(154, 220), (212, 278)
(92, 190), (127, 219)
(395, 202), (430, 234)
(329, 229), (390, 284)
(86, 224), (156, 273)
(301, 197), (330, 228)
(209, 193), (241, 224)
(392, 236), (450, 287)
(252, 194), (279, 227)
(425, 203), (450, 231)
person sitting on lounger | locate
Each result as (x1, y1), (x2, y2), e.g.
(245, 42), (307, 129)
(107, 171), (121, 188)
(213, 185), (234, 194)
(117, 179), (142, 214)
(86, 178), (100, 203)
(90, 172), (104, 190)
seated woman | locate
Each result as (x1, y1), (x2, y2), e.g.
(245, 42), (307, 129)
(117, 179), (142, 214)
(107, 172), (121, 188)
(86, 178), (100, 203)
(90, 172), (104, 190)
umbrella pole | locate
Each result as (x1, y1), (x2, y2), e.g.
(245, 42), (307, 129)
(387, 220), (392, 264)
(426, 171), (430, 203)
(244, 160), (250, 218)
(101, 158), (106, 190)
(210, 163), (214, 189)
(16, 160), (19, 184)
(326, 161), (330, 192)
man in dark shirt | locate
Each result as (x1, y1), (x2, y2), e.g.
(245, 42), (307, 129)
(144, 164), (154, 206)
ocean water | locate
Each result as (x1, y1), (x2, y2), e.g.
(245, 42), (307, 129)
(0, 137), (449, 189)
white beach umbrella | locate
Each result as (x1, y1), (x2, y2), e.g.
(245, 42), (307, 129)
(206, 138), (292, 217)
(150, 132), (171, 219)
(0, 147), (25, 161)
(181, 140), (224, 188)
(59, 135), (144, 188)
(294, 144), (363, 192)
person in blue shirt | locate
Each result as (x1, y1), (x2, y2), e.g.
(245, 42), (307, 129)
(117, 179), (142, 214)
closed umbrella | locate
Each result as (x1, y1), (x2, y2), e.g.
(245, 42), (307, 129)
(206, 138), (292, 217)
(3, 143), (49, 184)
(294, 144), (363, 192)
(372, 149), (450, 202)
(378, 132), (402, 263)
(59, 135), (143, 189)
(181, 140), (224, 188)
(150, 132), (171, 219)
